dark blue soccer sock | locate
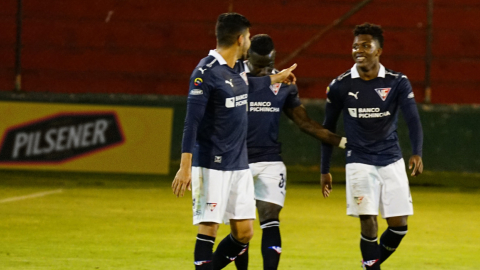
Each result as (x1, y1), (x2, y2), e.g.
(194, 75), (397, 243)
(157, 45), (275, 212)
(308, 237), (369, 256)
(212, 234), (248, 270)
(194, 234), (215, 270)
(360, 234), (381, 270)
(379, 225), (408, 263)
(260, 219), (282, 270)
(233, 243), (249, 270)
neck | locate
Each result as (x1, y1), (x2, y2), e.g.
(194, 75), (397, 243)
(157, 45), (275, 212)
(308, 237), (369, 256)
(216, 46), (240, 68)
(357, 62), (380, 81)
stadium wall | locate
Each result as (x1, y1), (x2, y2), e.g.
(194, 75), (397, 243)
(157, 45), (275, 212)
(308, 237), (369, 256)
(1, 0), (480, 104)
(1, 93), (477, 174)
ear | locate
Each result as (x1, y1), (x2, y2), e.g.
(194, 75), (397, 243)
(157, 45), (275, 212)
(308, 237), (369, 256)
(376, 47), (383, 57)
(237, 34), (244, 46)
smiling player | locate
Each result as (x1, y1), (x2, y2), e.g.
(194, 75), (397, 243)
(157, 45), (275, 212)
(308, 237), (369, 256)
(320, 23), (424, 269)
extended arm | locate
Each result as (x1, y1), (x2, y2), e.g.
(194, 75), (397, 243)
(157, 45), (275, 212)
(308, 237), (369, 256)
(284, 105), (345, 148)
(172, 101), (207, 197)
(270, 63), (297, 85)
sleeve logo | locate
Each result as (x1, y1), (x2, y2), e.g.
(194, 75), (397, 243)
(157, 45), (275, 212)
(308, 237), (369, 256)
(189, 89), (203, 95)
(194, 78), (203, 86)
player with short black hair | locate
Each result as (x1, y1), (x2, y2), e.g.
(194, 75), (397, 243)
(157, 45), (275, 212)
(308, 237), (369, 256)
(233, 34), (346, 270)
(320, 23), (424, 270)
(216, 13), (252, 47)
(172, 13), (297, 270)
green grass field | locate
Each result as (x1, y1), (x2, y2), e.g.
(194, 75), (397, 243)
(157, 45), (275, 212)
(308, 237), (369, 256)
(1, 168), (479, 269)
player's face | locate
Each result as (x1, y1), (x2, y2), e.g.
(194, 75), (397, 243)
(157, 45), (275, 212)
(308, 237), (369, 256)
(239, 29), (251, 60)
(247, 50), (275, 77)
(352, 34), (382, 69)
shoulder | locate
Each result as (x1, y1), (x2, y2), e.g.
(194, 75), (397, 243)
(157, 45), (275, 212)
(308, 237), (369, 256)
(327, 69), (351, 94)
(384, 68), (409, 82)
(331, 69), (352, 86)
(191, 56), (221, 83)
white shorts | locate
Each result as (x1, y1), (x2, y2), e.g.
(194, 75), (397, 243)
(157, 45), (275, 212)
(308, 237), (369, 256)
(346, 159), (413, 218)
(249, 161), (287, 207)
(192, 167), (256, 225)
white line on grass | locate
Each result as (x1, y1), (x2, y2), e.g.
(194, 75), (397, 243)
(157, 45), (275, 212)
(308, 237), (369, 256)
(0, 189), (63, 204)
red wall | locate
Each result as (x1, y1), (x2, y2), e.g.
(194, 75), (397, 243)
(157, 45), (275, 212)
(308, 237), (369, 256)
(1, 0), (479, 104)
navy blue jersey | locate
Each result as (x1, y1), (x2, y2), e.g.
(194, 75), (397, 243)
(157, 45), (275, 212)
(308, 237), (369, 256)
(182, 50), (270, 170)
(246, 67), (302, 163)
(321, 64), (423, 173)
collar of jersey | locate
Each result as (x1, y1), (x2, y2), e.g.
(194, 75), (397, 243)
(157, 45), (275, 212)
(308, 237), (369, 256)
(351, 63), (386, 79)
(208, 50), (228, 65)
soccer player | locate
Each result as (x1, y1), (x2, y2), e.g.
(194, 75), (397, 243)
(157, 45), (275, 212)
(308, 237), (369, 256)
(320, 23), (424, 269)
(171, 13), (297, 270)
(233, 34), (346, 270)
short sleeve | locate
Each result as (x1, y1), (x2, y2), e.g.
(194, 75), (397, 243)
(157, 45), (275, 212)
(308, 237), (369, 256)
(283, 84), (302, 109)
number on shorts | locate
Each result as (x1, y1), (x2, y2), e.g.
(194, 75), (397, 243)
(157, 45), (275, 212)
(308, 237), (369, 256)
(279, 173), (285, 188)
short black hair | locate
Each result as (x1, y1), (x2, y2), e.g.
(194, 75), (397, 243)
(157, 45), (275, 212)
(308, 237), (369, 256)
(250, 34), (275, 55)
(353, 23), (384, 48)
(216, 13), (251, 47)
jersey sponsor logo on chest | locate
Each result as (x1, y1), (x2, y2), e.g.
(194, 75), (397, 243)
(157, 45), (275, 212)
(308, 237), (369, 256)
(249, 101), (280, 112)
(348, 107), (391, 118)
(225, 94), (248, 108)
(374, 88), (391, 101)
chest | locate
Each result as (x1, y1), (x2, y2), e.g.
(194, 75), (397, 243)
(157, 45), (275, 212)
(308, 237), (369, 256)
(249, 83), (290, 107)
(212, 69), (249, 110)
(342, 79), (398, 109)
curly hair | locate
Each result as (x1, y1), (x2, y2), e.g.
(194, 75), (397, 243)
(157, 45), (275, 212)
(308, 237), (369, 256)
(353, 23), (384, 48)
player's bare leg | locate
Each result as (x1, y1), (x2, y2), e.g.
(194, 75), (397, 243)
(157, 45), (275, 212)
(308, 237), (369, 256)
(212, 219), (253, 270)
(195, 222), (220, 270)
(380, 216), (408, 264)
(360, 215), (381, 269)
(234, 201), (282, 270)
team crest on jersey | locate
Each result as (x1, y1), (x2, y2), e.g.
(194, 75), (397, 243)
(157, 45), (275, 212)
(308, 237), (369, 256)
(207, 203), (217, 211)
(239, 72), (249, 85)
(374, 88), (391, 101)
(270, 83), (281, 95)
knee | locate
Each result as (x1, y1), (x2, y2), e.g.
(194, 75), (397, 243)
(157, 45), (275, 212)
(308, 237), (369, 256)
(387, 216), (408, 227)
(198, 222), (219, 238)
(256, 201), (282, 223)
(360, 215), (378, 238)
(232, 228), (254, 244)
